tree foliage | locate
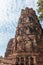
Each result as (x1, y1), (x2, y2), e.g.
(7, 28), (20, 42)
(37, 0), (43, 21)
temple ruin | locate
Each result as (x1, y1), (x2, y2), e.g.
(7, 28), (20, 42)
(0, 7), (43, 65)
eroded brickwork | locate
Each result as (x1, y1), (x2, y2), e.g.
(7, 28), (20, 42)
(0, 7), (43, 65)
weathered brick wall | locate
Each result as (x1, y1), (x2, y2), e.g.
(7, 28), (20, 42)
(0, 7), (43, 65)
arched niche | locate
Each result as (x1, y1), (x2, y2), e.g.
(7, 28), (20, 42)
(30, 56), (36, 65)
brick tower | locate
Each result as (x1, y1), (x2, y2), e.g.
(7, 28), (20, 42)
(0, 7), (43, 65)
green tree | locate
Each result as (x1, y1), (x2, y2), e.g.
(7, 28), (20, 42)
(37, 0), (43, 21)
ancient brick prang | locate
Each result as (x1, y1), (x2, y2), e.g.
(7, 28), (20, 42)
(0, 7), (43, 65)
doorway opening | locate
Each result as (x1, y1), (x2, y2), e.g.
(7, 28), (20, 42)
(30, 57), (35, 65)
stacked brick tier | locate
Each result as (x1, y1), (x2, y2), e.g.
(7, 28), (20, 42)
(0, 7), (43, 65)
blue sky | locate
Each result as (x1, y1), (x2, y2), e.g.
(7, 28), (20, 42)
(0, 0), (43, 57)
